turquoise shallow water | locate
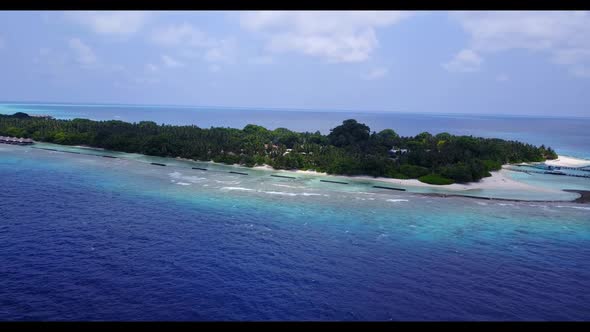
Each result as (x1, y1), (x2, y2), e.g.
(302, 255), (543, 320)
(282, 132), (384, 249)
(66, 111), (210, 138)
(1, 144), (590, 320)
(23, 142), (590, 202)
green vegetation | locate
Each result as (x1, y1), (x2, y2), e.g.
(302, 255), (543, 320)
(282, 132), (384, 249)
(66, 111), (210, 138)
(418, 174), (454, 185)
(0, 113), (558, 184)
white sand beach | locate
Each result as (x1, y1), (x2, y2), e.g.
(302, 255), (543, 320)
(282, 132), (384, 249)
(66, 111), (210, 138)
(348, 168), (558, 193)
(68, 145), (106, 151)
(544, 155), (590, 168)
(35, 142), (582, 195)
(253, 164), (560, 193)
(254, 164), (329, 176)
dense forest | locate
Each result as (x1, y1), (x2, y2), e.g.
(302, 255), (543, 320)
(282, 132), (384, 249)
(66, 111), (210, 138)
(0, 112), (557, 184)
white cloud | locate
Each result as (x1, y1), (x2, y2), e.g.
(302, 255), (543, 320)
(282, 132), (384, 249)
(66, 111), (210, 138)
(570, 66), (590, 78)
(267, 29), (378, 63)
(161, 55), (184, 68)
(249, 55), (275, 65)
(151, 23), (237, 66)
(65, 11), (150, 36)
(146, 63), (159, 72)
(151, 23), (209, 47)
(134, 77), (160, 85)
(68, 38), (97, 66)
(496, 73), (510, 82)
(39, 48), (50, 57)
(443, 49), (483, 72)
(209, 64), (221, 73)
(204, 39), (237, 64)
(552, 48), (590, 65)
(448, 11), (590, 77)
(240, 11), (413, 63)
(34, 47), (66, 67)
(362, 67), (389, 80)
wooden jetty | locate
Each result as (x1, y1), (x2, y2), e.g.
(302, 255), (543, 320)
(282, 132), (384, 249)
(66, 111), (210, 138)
(229, 171), (248, 175)
(516, 163), (590, 173)
(270, 174), (297, 179)
(102, 155), (117, 158)
(320, 179), (348, 185)
(192, 167), (208, 171)
(150, 162), (167, 166)
(506, 167), (590, 178)
(372, 185), (406, 191)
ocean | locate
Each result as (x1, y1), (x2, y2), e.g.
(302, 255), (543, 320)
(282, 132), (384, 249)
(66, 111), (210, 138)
(1, 103), (589, 321)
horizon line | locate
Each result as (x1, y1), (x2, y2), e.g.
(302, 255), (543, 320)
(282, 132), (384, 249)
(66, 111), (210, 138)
(0, 100), (589, 120)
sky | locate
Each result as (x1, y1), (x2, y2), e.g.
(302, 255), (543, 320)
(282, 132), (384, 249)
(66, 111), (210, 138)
(0, 11), (589, 116)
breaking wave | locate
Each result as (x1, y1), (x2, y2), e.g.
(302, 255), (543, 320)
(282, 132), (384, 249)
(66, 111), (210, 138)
(556, 205), (590, 211)
(221, 187), (254, 191)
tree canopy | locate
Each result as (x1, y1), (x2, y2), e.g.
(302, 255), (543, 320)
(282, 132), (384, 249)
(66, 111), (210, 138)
(0, 113), (558, 184)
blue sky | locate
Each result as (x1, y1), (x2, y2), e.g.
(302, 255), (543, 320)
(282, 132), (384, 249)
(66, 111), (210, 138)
(0, 11), (589, 116)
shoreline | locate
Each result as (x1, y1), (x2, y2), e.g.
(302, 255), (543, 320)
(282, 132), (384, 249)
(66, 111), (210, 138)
(417, 190), (590, 204)
(71, 145), (106, 151)
(544, 155), (590, 168)
(27, 142), (590, 203)
(253, 164), (564, 194)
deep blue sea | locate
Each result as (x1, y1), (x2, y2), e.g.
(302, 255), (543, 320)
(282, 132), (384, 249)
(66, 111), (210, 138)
(1, 103), (590, 321)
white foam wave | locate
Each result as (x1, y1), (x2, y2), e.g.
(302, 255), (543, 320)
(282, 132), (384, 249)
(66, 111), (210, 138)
(271, 183), (305, 189)
(476, 202), (488, 206)
(556, 205), (590, 211)
(176, 182), (191, 186)
(215, 180), (241, 185)
(221, 187), (253, 191)
(260, 190), (325, 197)
(262, 191), (298, 196)
(169, 171), (206, 183)
(387, 199), (409, 202)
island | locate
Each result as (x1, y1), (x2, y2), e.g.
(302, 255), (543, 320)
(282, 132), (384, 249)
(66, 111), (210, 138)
(0, 112), (558, 185)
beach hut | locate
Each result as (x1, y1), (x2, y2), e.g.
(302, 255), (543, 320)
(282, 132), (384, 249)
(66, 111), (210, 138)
(0, 136), (34, 145)
(388, 147), (408, 157)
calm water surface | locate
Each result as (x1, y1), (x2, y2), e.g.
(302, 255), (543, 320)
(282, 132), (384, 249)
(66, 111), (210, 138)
(1, 144), (589, 321)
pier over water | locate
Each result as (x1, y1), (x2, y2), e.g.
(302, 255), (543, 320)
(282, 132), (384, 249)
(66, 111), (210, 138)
(0, 136), (34, 145)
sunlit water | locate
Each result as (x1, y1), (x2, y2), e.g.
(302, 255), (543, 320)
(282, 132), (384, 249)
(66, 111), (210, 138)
(1, 144), (589, 320)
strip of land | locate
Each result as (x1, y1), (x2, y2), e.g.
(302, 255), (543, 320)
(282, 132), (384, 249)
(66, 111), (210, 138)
(12, 143), (590, 203)
(544, 155), (590, 168)
(256, 164), (564, 193)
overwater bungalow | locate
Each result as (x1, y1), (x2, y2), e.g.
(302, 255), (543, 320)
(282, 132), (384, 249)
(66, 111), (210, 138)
(0, 136), (34, 145)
